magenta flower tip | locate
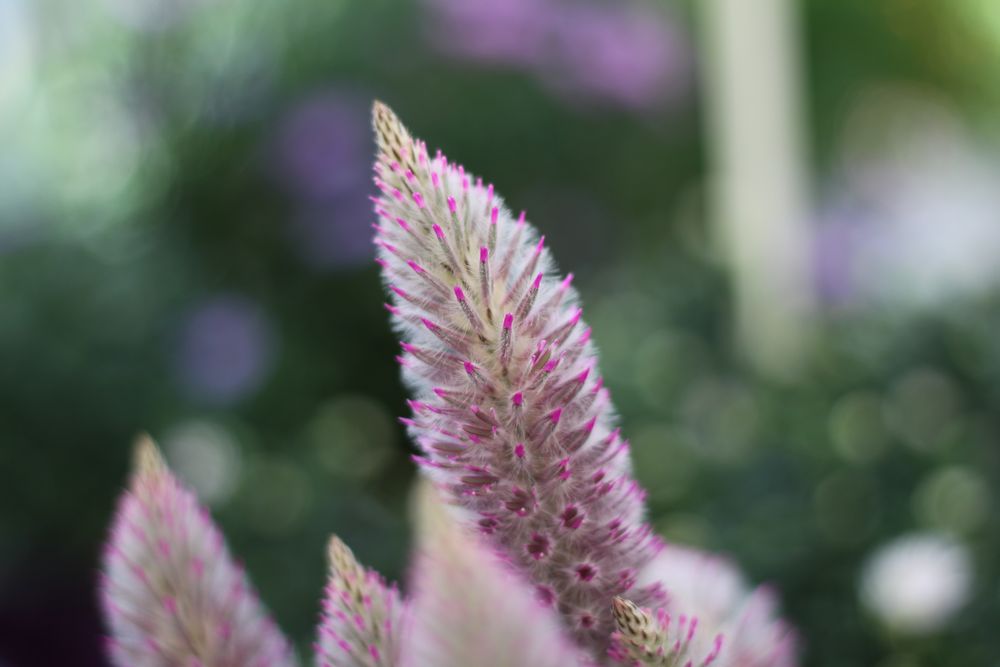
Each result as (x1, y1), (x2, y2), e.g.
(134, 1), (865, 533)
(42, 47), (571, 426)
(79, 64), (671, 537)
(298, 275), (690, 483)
(503, 313), (514, 329)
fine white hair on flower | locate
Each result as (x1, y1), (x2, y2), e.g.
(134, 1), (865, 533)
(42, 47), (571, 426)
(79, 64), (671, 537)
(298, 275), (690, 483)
(859, 531), (972, 634)
(637, 545), (797, 667)
(401, 481), (588, 667)
(316, 535), (405, 667)
(100, 435), (295, 667)
(370, 100), (666, 655)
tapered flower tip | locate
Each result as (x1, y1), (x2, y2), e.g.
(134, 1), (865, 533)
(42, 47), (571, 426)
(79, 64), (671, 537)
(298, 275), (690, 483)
(636, 546), (798, 667)
(133, 432), (165, 476)
(101, 436), (294, 667)
(372, 101), (415, 166)
(402, 481), (586, 667)
(316, 534), (404, 667)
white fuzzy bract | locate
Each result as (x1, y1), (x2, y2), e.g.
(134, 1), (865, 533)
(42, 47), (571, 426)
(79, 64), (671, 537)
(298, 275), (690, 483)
(634, 546), (797, 667)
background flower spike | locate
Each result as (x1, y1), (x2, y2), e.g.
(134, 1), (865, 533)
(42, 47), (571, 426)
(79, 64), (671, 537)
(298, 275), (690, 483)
(100, 434), (296, 667)
(635, 546), (797, 667)
(316, 535), (405, 667)
(401, 481), (587, 667)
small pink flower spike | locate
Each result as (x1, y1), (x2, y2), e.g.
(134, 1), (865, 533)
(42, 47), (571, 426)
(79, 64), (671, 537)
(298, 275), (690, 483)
(317, 536), (404, 667)
(100, 436), (294, 667)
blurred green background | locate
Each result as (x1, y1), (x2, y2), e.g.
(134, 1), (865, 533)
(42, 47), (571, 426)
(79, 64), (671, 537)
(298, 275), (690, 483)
(2, 0), (1000, 664)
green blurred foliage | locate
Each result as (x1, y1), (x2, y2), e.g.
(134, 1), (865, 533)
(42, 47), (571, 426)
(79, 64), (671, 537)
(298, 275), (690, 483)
(2, 0), (1000, 665)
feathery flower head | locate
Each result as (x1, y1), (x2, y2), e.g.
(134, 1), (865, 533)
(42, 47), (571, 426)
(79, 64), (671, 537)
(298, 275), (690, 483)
(100, 435), (294, 667)
(370, 101), (665, 651)
(636, 546), (797, 667)
(316, 535), (405, 667)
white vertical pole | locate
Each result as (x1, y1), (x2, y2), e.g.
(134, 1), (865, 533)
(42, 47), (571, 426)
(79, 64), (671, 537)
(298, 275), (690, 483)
(700, 0), (814, 378)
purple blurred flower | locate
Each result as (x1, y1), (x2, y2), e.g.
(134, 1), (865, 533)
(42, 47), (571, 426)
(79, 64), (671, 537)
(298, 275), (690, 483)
(423, 0), (691, 112)
(423, 0), (548, 67)
(275, 92), (370, 201)
(289, 197), (375, 269)
(175, 294), (276, 405)
(812, 203), (870, 306)
(273, 91), (375, 268)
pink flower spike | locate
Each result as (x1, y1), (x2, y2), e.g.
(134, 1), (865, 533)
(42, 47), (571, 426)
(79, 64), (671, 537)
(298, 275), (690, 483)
(412, 191), (425, 208)
(561, 273), (574, 290)
(514, 443), (526, 459)
(395, 217), (410, 231)
(318, 536), (403, 667)
(433, 224), (445, 239)
(371, 101), (675, 656)
(100, 437), (294, 667)
(407, 260), (425, 274)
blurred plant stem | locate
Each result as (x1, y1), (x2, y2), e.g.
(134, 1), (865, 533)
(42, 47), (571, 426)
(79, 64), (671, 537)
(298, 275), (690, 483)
(700, 0), (815, 380)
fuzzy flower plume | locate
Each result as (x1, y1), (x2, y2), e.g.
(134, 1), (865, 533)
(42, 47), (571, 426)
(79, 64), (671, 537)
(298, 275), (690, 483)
(316, 535), (404, 667)
(100, 435), (295, 667)
(626, 546), (797, 667)
(370, 101), (665, 651)
(403, 482), (587, 667)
